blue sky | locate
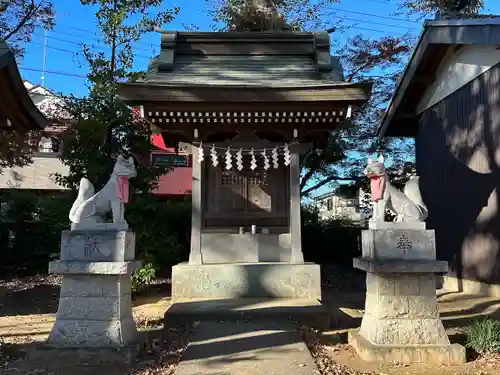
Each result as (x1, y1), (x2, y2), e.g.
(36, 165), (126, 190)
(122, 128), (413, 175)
(20, 0), (500, 97)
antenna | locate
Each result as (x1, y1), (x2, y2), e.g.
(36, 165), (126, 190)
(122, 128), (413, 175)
(41, 30), (47, 86)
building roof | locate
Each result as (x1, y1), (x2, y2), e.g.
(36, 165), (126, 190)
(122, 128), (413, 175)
(119, 30), (372, 104)
(377, 15), (500, 138)
(0, 41), (47, 131)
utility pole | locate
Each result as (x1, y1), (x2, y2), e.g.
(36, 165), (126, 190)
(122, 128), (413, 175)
(41, 30), (47, 86)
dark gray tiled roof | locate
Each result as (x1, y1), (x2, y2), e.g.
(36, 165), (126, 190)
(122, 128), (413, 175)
(145, 54), (344, 87)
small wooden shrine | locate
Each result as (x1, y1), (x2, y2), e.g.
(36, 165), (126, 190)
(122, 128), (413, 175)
(119, 28), (372, 300)
(0, 41), (47, 131)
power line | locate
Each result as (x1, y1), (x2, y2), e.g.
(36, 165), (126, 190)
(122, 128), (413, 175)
(19, 66), (88, 79)
(55, 23), (159, 52)
(29, 42), (78, 55)
(338, 23), (412, 35)
(40, 34), (152, 61)
(54, 27), (157, 54)
(324, 6), (422, 24)
(329, 15), (417, 30)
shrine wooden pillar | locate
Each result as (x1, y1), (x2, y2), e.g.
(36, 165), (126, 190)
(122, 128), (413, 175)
(289, 149), (304, 264)
(189, 146), (203, 265)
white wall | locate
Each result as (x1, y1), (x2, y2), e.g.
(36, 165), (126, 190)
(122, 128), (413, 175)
(416, 45), (500, 114)
(0, 155), (69, 190)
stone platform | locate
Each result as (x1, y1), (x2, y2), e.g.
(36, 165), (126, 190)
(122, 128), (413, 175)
(171, 262), (321, 300)
(165, 297), (331, 330)
(349, 226), (466, 365)
(47, 230), (141, 348)
(348, 329), (465, 364)
(174, 321), (319, 375)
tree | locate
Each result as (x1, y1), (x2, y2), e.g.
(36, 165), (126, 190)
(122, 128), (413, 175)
(0, 1), (54, 174)
(54, 0), (179, 194)
(206, 1), (417, 198)
(0, 0), (55, 59)
(207, 0), (356, 32)
(401, 0), (483, 17)
(300, 34), (415, 197)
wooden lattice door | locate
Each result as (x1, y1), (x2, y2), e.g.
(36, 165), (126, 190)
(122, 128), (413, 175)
(219, 168), (271, 213)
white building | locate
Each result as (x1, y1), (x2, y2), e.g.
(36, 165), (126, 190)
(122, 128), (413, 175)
(314, 189), (364, 223)
(0, 82), (70, 191)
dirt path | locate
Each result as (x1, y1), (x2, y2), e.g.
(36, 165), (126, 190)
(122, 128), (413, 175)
(1, 269), (500, 375)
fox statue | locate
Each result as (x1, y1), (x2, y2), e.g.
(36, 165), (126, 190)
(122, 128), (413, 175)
(69, 154), (137, 230)
(365, 155), (428, 223)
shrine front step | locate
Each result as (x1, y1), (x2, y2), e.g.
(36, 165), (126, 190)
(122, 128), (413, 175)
(171, 262), (321, 300)
(165, 298), (331, 330)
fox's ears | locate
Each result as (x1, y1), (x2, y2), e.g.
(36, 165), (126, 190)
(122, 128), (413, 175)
(367, 155), (384, 164)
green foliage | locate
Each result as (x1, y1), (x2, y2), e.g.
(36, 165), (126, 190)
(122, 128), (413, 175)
(127, 197), (191, 273)
(0, 192), (191, 277)
(465, 318), (500, 356)
(402, 0), (483, 16)
(301, 204), (361, 264)
(208, 0), (343, 31)
(131, 263), (156, 293)
(52, 0), (179, 193)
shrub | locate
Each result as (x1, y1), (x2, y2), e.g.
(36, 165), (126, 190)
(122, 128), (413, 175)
(131, 263), (156, 293)
(465, 318), (500, 356)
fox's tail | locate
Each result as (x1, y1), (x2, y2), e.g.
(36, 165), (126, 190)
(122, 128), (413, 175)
(69, 178), (95, 223)
(403, 176), (428, 220)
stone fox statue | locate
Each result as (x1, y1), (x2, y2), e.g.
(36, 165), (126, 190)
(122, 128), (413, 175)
(365, 155), (428, 223)
(69, 154), (137, 230)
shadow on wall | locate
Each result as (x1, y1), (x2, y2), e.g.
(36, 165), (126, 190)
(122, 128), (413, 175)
(417, 63), (500, 285)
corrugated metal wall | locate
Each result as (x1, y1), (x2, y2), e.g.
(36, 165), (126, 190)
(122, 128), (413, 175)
(417, 62), (500, 284)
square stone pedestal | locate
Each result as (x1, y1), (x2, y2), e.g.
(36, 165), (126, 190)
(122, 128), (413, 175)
(47, 230), (141, 348)
(350, 257), (466, 364)
(171, 262), (321, 300)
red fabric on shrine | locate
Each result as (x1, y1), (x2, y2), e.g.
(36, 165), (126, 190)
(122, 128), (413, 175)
(116, 176), (129, 203)
(370, 175), (386, 202)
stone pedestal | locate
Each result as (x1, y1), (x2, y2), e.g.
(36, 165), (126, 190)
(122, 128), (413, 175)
(349, 227), (466, 364)
(47, 230), (141, 347)
(171, 262), (321, 301)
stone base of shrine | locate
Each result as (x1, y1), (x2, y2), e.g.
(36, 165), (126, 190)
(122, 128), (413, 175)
(348, 329), (466, 364)
(171, 262), (321, 300)
(47, 260), (141, 347)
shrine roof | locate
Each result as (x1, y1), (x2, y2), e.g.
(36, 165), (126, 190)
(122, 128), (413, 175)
(0, 41), (47, 131)
(144, 52), (344, 88)
(119, 31), (372, 104)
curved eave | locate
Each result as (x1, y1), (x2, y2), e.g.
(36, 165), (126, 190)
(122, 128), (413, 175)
(0, 42), (47, 131)
(118, 81), (373, 105)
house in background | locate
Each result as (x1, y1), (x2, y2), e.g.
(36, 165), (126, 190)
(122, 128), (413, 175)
(314, 189), (363, 223)
(0, 42), (47, 132)
(0, 81), (192, 197)
(378, 16), (500, 296)
(0, 82), (70, 192)
(150, 134), (192, 198)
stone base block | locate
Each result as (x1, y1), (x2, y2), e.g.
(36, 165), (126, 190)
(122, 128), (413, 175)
(171, 262), (321, 300)
(354, 258), (448, 273)
(48, 271), (138, 347)
(349, 329), (466, 364)
(61, 230), (136, 261)
(27, 344), (138, 365)
(48, 316), (137, 347)
(362, 229), (436, 260)
(166, 297), (331, 330)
